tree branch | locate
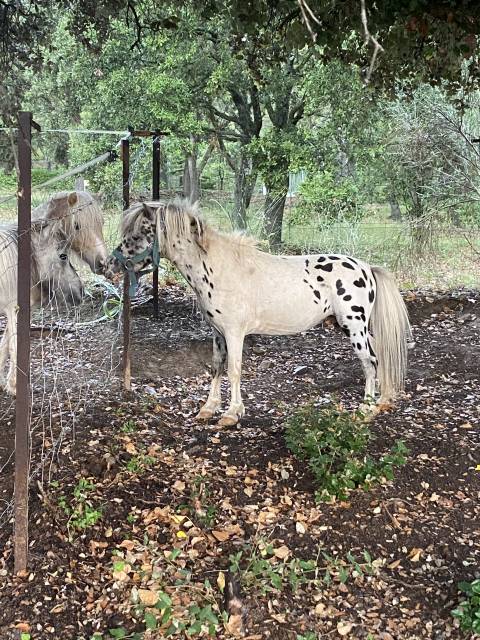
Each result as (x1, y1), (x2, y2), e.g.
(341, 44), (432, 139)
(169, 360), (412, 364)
(360, 0), (384, 85)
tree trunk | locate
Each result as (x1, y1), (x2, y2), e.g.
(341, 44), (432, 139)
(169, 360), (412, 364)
(263, 172), (289, 249)
(388, 198), (401, 220)
(8, 128), (19, 179)
(182, 136), (200, 203)
(232, 151), (257, 229)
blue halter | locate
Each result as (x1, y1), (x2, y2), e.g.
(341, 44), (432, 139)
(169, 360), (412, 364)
(112, 235), (161, 297)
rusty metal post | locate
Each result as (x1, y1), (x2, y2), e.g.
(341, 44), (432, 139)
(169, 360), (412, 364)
(121, 137), (131, 391)
(14, 112), (32, 573)
(152, 134), (161, 319)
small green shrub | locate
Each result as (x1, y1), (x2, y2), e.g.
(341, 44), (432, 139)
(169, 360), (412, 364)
(285, 403), (408, 502)
(452, 578), (480, 634)
(58, 477), (102, 538)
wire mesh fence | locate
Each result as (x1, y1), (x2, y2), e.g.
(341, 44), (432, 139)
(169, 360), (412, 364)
(1, 124), (479, 568)
(0, 129), (158, 546)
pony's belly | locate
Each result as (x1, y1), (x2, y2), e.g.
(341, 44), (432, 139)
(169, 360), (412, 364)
(248, 304), (330, 336)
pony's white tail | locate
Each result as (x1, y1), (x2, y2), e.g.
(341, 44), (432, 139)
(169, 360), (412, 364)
(370, 266), (411, 401)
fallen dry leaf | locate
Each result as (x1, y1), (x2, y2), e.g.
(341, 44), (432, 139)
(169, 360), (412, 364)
(212, 530), (230, 542)
(273, 545), (291, 560)
(337, 620), (354, 636)
(138, 589), (159, 606)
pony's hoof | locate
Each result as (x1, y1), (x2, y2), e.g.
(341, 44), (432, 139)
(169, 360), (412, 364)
(217, 415), (238, 427)
(196, 407), (215, 421)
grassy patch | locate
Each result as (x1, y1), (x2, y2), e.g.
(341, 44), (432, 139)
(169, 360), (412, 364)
(285, 403), (408, 502)
(229, 538), (381, 596)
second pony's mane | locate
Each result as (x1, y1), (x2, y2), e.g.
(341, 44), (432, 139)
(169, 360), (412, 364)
(34, 191), (104, 245)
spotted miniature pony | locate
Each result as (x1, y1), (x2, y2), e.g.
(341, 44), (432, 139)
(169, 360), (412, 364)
(105, 200), (411, 426)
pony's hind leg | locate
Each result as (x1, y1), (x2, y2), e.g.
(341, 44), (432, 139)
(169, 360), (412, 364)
(339, 315), (377, 402)
(197, 329), (227, 420)
(218, 331), (245, 427)
(5, 307), (17, 396)
(0, 325), (9, 385)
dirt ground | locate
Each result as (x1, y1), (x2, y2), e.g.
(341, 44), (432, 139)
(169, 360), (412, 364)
(0, 285), (479, 639)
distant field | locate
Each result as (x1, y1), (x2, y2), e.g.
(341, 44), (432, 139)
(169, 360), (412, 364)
(1, 178), (479, 290)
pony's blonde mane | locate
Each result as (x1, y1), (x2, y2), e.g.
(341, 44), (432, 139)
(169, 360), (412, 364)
(161, 198), (259, 253)
(33, 190), (104, 245)
(120, 198), (259, 259)
(121, 202), (150, 236)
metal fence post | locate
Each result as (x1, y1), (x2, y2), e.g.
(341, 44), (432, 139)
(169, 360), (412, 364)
(152, 134), (161, 319)
(14, 111), (32, 573)
(121, 137), (131, 391)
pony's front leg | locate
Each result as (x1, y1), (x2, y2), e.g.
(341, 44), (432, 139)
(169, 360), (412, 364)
(196, 330), (227, 420)
(218, 332), (245, 427)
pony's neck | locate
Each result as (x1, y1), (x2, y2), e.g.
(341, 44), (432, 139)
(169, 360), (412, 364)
(165, 241), (215, 300)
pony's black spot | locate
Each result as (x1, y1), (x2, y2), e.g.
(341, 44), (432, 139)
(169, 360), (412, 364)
(346, 315), (353, 320)
(317, 275), (324, 282)
(318, 263), (333, 272)
(303, 279), (308, 284)
(348, 257), (358, 265)
(351, 305), (365, 313)
(186, 275), (192, 283)
(342, 326), (350, 337)
(369, 289), (375, 302)
(353, 278), (366, 288)
(336, 279), (345, 295)
(317, 256), (326, 262)
(361, 268), (368, 280)
(215, 309), (221, 314)
(343, 295), (352, 301)
(210, 282), (214, 290)
(202, 260), (208, 273)
(342, 261), (355, 270)
(314, 300), (319, 304)
(305, 269), (310, 275)
(206, 311), (214, 318)
(314, 290), (321, 300)
(357, 343), (362, 350)
(208, 291), (211, 298)
(328, 255), (340, 260)
(305, 259), (309, 267)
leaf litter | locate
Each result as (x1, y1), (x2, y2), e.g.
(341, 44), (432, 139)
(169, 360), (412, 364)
(0, 284), (478, 638)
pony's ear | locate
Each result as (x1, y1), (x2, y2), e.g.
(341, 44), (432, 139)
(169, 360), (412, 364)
(190, 216), (208, 251)
(45, 192), (77, 219)
(143, 202), (160, 220)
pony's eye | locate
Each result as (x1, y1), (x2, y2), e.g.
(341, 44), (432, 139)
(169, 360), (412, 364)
(75, 223), (80, 231)
(59, 253), (68, 261)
